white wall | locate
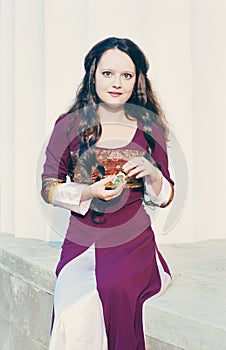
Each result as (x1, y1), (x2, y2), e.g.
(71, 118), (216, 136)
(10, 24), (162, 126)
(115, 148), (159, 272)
(0, 0), (15, 234)
(0, 0), (225, 243)
(14, 0), (46, 239)
(191, 0), (226, 240)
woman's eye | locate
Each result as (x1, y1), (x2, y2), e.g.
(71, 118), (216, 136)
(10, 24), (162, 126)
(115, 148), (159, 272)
(102, 71), (112, 77)
(123, 73), (133, 79)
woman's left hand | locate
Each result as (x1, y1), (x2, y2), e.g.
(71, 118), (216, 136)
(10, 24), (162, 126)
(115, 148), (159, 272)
(122, 157), (161, 183)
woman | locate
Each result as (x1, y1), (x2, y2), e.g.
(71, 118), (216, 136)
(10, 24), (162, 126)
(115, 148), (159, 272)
(41, 37), (175, 350)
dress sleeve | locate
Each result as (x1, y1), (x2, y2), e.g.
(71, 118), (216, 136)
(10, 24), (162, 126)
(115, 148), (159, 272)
(143, 174), (173, 207)
(143, 122), (175, 208)
(41, 114), (92, 215)
(51, 182), (92, 215)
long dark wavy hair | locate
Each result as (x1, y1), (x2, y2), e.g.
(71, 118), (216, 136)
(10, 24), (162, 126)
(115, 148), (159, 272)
(66, 37), (169, 223)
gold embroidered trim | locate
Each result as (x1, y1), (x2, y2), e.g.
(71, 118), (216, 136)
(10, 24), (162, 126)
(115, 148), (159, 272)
(48, 182), (62, 203)
(160, 183), (174, 208)
(72, 148), (146, 188)
(41, 178), (64, 204)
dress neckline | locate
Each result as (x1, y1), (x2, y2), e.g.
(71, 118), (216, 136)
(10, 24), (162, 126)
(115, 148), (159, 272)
(94, 123), (139, 150)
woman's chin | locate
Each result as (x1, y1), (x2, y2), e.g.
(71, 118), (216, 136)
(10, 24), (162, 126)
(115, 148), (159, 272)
(99, 101), (125, 111)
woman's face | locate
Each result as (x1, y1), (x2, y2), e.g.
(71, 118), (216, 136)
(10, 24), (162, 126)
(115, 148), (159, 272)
(94, 48), (136, 107)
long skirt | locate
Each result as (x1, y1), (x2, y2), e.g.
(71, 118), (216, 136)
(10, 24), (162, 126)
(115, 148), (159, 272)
(48, 228), (171, 350)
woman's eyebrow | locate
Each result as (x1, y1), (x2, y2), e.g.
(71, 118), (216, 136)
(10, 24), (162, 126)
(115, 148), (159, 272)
(100, 68), (135, 74)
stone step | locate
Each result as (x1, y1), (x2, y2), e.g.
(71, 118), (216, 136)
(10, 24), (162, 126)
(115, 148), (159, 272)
(0, 232), (225, 350)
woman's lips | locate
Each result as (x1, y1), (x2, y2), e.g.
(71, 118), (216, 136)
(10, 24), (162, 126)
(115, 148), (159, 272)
(108, 92), (122, 97)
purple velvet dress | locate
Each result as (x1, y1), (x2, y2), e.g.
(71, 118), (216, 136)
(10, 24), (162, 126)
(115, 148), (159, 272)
(41, 113), (174, 350)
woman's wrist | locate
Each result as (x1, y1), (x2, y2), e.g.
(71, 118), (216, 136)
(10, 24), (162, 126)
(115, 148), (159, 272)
(146, 167), (162, 184)
(81, 184), (94, 202)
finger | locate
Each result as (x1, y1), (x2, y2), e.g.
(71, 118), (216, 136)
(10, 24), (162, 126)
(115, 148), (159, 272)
(90, 177), (114, 198)
(99, 176), (115, 185)
(136, 167), (161, 180)
(123, 158), (145, 172)
(107, 182), (125, 196)
(103, 182), (125, 200)
(127, 166), (145, 178)
(122, 160), (138, 172)
(112, 182), (125, 194)
(135, 170), (149, 179)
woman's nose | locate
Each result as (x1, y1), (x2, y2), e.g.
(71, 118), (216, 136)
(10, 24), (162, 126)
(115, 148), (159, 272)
(112, 75), (121, 88)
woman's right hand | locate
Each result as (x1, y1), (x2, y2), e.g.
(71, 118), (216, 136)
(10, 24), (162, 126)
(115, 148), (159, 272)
(81, 176), (125, 202)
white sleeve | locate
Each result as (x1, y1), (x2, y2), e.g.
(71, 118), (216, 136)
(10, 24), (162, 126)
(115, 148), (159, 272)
(144, 174), (172, 207)
(52, 182), (92, 215)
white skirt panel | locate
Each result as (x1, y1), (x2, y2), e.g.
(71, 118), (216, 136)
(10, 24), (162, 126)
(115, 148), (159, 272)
(49, 245), (108, 350)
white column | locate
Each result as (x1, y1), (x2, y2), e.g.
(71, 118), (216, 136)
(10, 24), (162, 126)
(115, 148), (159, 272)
(191, 0), (226, 240)
(140, 0), (194, 244)
(0, 0), (15, 234)
(42, 0), (90, 241)
(44, 0), (89, 129)
(14, 0), (46, 238)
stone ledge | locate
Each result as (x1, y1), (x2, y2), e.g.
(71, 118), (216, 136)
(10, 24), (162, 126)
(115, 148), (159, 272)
(0, 233), (61, 292)
(0, 233), (59, 350)
(0, 232), (226, 350)
(145, 239), (226, 349)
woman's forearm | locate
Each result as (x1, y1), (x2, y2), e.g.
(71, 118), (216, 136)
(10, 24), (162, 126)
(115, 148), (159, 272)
(149, 177), (162, 196)
(145, 170), (163, 197)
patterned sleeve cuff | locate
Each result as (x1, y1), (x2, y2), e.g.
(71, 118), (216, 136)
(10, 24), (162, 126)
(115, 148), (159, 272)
(52, 182), (92, 215)
(41, 178), (64, 204)
(144, 174), (174, 208)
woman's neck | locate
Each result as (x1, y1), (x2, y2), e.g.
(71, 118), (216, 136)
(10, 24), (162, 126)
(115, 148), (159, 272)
(97, 103), (127, 124)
